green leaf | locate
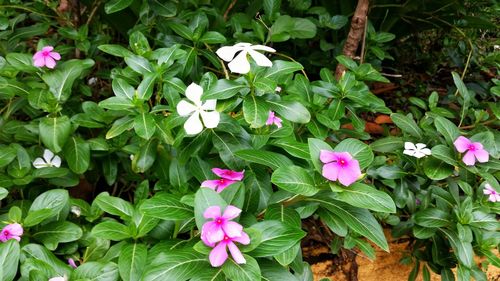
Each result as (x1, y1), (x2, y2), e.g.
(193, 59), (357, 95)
(21, 244), (72, 277)
(263, 60), (303, 80)
(132, 139), (158, 173)
(235, 149), (293, 170)
(105, 0), (133, 13)
(42, 59), (94, 102)
(73, 261), (120, 281)
(431, 145), (458, 166)
(317, 208), (347, 236)
(270, 16), (316, 42)
(194, 188), (227, 230)
(168, 22), (194, 40)
(39, 115), (72, 153)
(32, 221), (83, 250)
(112, 78), (135, 100)
(249, 220), (306, 257)
(434, 116), (460, 145)
(335, 183), (396, 213)
(308, 138), (332, 173)
(118, 243), (148, 281)
(269, 138), (310, 160)
(391, 113), (423, 139)
(150, 0), (177, 17)
(0, 187), (7, 200)
(99, 96), (135, 110)
(0, 145), (17, 168)
(139, 193), (193, 220)
(222, 255), (261, 281)
(243, 95), (269, 128)
(0, 240), (19, 281)
(452, 72), (471, 126)
(266, 100), (310, 123)
(309, 195), (389, 251)
(125, 55), (153, 75)
(137, 73), (157, 100)
(199, 31), (226, 44)
(24, 189), (69, 226)
(370, 137), (403, 153)
(134, 113), (156, 140)
(129, 30), (151, 55)
(98, 44), (134, 57)
(94, 192), (134, 219)
(202, 79), (246, 100)
(334, 138), (374, 169)
(414, 209), (450, 228)
(142, 249), (206, 281)
(440, 228), (474, 268)
(423, 157), (454, 180)
(106, 116), (134, 139)
(63, 137), (90, 174)
(92, 221), (132, 241)
(271, 166), (320, 196)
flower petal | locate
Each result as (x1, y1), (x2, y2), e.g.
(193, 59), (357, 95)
(42, 46), (54, 52)
(186, 83), (203, 106)
(33, 57), (46, 67)
(266, 111), (275, 125)
(227, 242), (246, 264)
(250, 45), (276, 53)
(420, 148), (432, 156)
(404, 142), (417, 150)
(209, 242), (228, 267)
(201, 180), (220, 190)
(222, 205), (242, 220)
(45, 57), (57, 69)
(51, 155), (62, 167)
(227, 51), (250, 74)
(232, 231), (250, 245)
(216, 46), (242, 62)
(33, 158), (47, 169)
(403, 149), (416, 157)
(176, 100), (197, 116)
(184, 112), (203, 135)
(201, 100), (217, 111)
(462, 151), (476, 166)
(200, 110), (220, 129)
(473, 149), (489, 163)
(5, 223), (23, 236)
(319, 150), (337, 164)
(322, 162), (340, 182)
(203, 206), (221, 219)
(50, 51), (61, 60)
(43, 149), (55, 162)
(216, 179), (236, 192)
(33, 51), (44, 60)
(454, 136), (471, 153)
(273, 116), (282, 128)
(248, 49), (273, 67)
(337, 159), (361, 186)
(222, 221), (243, 238)
(471, 142), (483, 150)
(415, 143), (427, 149)
(412, 151), (426, 158)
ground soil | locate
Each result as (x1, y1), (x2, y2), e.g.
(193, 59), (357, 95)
(305, 230), (500, 281)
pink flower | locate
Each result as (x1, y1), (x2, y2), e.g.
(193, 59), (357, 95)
(68, 258), (78, 268)
(208, 232), (250, 267)
(33, 46), (61, 69)
(201, 168), (245, 193)
(0, 223), (23, 242)
(266, 111), (282, 128)
(484, 184), (500, 202)
(320, 150), (361, 186)
(453, 136), (489, 166)
(201, 205), (243, 245)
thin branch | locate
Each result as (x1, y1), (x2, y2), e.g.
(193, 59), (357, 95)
(223, 0), (238, 21)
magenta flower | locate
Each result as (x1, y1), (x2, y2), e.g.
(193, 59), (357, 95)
(266, 111), (282, 128)
(453, 136), (489, 166)
(201, 168), (245, 193)
(0, 223), (23, 242)
(68, 258), (78, 269)
(320, 150), (361, 186)
(33, 46), (61, 69)
(209, 232), (250, 267)
(484, 184), (500, 202)
(201, 205), (244, 245)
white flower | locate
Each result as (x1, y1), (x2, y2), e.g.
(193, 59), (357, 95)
(49, 276), (67, 281)
(70, 206), (81, 217)
(216, 42), (276, 74)
(275, 86), (282, 92)
(403, 142), (432, 158)
(176, 83), (220, 135)
(33, 149), (61, 168)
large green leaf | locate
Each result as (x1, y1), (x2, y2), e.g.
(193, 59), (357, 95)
(414, 209), (450, 228)
(391, 113), (423, 139)
(334, 138), (374, 169)
(266, 100), (310, 123)
(423, 157), (454, 180)
(142, 249), (206, 281)
(202, 79), (246, 100)
(134, 113), (156, 140)
(105, 0), (134, 13)
(308, 195), (389, 251)
(263, 60), (303, 80)
(0, 240), (19, 281)
(118, 243), (148, 281)
(32, 221), (83, 250)
(92, 221), (132, 241)
(193, 188), (227, 230)
(63, 137), (90, 174)
(42, 59), (94, 102)
(243, 95), (269, 128)
(434, 116), (460, 145)
(440, 229), (474, 268)
(73, 261), (120, 281)
(222, 255), (261, 281)
(249, 220), (306, 257)
(94, 192), (134, 219)
(0, 145), (17, 168)
(271, 166), (320, 196)
(335, 183), (396, 213)
(39, 115), (72, 153)
(21, 244), (72, 277)
(24, 189), (69, 226)
(235, 149), (293, 170)
(269, 138), (310, 160)
(139, 193), (193, 220)
(112, 78), (135, 100)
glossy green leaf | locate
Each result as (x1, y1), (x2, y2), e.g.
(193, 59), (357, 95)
(118, 243), (148, 281)
(235, 149), (293, 170)
(63, 137), (90, 174)
(39, 116), (72, 153)
(335, 183), (396, 213)
(140, 193), (193, 220)
(271, 166), (319, 196)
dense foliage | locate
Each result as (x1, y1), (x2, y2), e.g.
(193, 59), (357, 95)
(0, 0), (498, 281)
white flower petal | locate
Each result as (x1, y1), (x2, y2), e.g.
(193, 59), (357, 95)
(403, 150), (415, 156)
(201, 99), (217, 111)
(420, 148), (432, 155)
(184, 111), (203, 135)
(404, 142), (416, 150)
(51, 155), (62, 167)
(415, 143), (427, 149)
(413, 151), (426, 158)
(185, 83), (203, 106)
(33, 158), (47, 169)
(228, 51), (250, 74)
(248, 49), (273, 67)
(177, 100), (197, 116)
(200, 110), (220, 129)
(250, 44), (276, 53)
(216, 46), (243, 62)
(43, 149), (55, 162)
(234, 42), (252, 48)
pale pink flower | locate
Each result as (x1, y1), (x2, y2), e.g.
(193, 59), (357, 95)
(32, 46), (61, 69)
(0, 223), (23, 242)
(201, 205), (243, 245)
(201, 168), (245, 193)
(208, 232), (250, 267)
(265, 111), (282, 128)
(68, 258), (78, 268)
(320, 150), (361, 186)
(484, 184), (500, 202)
(453, 136), (489, 166)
